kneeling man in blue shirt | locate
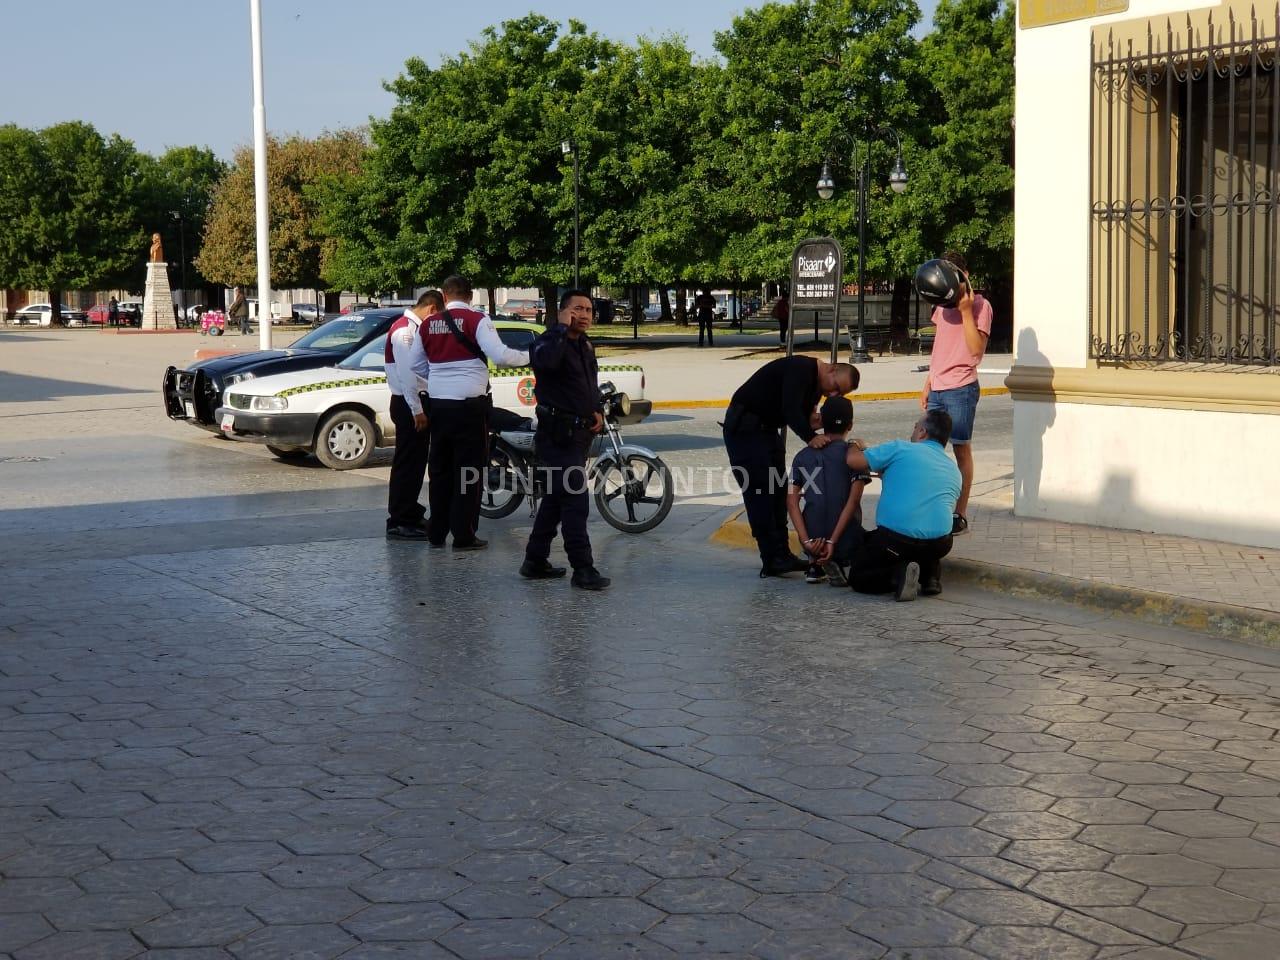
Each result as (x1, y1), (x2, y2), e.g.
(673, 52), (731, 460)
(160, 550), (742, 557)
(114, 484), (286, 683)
(844, 410), (962, 601)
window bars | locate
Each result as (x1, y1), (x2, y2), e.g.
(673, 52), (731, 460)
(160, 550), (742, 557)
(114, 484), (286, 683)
(1090, 6), (1280, 365)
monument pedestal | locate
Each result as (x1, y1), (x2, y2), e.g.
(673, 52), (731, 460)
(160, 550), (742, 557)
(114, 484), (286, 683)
(141, 262), (176, 330)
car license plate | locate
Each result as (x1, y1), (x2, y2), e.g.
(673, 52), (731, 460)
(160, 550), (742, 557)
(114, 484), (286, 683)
(220, 412), (234, 432)
(183, 401), (195, 419)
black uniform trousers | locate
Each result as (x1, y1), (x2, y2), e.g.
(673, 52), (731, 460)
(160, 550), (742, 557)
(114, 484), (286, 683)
(848, 526), (953, 594)
(426, 397), (488, 545)
(526, 429), (594, 570)
(387, 394), (429, 531)
(723, 425), (789, 565)
(697, 313), (715, 346)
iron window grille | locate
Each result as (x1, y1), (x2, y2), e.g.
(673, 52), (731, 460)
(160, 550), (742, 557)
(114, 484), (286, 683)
(1090, 7), (1280, 365)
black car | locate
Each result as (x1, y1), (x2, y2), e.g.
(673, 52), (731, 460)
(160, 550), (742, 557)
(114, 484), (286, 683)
(162, 309), (402, 430)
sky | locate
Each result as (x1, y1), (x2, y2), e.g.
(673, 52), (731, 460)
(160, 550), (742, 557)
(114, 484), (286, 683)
(2, 0), (938, 159)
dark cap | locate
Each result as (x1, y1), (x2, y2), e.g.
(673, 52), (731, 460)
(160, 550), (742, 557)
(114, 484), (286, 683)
(821, 395), (853, 433)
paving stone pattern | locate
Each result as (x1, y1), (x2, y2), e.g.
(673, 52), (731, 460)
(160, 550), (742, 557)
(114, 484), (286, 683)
(2, 534), (1280, 958)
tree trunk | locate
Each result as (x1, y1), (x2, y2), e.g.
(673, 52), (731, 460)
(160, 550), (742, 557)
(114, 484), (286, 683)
(487, 288), (498, 316)
(659, 286), (673, 323)
(890, 277), (912, 353)
(630, 284), (644, 337)
(50, 289), (64, 327)
(676, 286), (690, 325)
(541, 284), (558, 327)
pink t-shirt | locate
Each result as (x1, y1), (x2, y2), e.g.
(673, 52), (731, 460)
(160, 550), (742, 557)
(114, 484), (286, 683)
(928, 294), (993, 392)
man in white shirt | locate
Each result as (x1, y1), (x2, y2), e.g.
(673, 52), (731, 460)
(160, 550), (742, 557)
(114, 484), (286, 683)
(420, 275), (530, 549)
(385, 290), (441, 540)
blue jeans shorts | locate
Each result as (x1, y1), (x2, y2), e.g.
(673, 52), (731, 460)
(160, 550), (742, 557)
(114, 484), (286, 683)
(927, 381), (980, 445)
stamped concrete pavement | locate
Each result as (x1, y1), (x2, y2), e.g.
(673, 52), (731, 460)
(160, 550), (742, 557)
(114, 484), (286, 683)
(3, 502), (1280, 958)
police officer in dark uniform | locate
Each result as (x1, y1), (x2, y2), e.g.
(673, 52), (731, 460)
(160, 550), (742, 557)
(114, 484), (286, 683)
(519, 289), (610, 591)
(724, 356), (859, 577)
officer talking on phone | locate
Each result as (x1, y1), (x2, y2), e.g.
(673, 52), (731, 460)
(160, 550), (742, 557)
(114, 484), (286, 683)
(519, 289), (610, 591)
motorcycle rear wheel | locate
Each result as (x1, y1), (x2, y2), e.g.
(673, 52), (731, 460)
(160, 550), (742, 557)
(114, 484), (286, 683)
(594, 453), (674, 533)
(479, 446), (526, 519)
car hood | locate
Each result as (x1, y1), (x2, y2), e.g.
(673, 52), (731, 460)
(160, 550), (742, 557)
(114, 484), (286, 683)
(189, 348), (336, 376)
(224, 365), (385, 397)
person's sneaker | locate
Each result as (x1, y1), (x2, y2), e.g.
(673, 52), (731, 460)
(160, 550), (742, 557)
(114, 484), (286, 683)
(760, 555), (804, 578)
(825, 562), (848, 587)
(571, 566), (610, 591)
(894, 561), (921, 602)
(520, 558), (567, 580)
(453, 538), (488, 551)
(921, 574), (942, 597)
(386, 525), (429, 541)
(805, 563), (827, 584)
(951, 514), (969, 536)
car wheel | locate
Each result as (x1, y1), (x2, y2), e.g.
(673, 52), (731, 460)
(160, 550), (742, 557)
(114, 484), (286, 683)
(210, 326), (223, 337)
(314, 410), (375, 470)
(266, 445), (309, 460)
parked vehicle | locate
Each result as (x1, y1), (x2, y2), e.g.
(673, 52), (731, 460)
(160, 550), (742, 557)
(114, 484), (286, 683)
(481, 382), (670, 533)
(84, 303), (139, 326)
(13, 303), (88, 326)
(118, 301), (144, 324)
(341, 302), (379, 314)
(502, 298), (544, 320)
(210, 320), (650, 471)
(291, 303), (323, 325)
(162, 309), (403, 429)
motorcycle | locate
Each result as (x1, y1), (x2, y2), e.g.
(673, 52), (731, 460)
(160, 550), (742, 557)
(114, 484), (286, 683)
(480, 382), (674, 533)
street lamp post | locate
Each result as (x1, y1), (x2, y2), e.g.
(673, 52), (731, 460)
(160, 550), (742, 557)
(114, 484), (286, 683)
(561, 139), (580, 289)
(817, 128), (907, 363)
(171, 209), (186, 325)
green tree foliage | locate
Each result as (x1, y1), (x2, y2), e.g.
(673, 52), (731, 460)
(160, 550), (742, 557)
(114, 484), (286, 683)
(198, 131), (367, 289)
(903, 0), (1015, 283)
(318, 0), (1015, 297)
(134, 146), (227, 292)
(0, 122), (143, 317)
(709, 0), (922, 283)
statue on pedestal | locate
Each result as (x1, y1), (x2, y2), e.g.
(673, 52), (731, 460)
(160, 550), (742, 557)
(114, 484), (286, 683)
(149, 232), (164, 263)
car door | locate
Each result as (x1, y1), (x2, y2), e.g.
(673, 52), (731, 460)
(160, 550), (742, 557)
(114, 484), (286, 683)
(490, 326), (538, 414)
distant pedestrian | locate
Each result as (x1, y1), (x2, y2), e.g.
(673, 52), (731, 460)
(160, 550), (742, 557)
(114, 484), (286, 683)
(919, 250), (992, 537)
(108, 296), (119, 327)
(228, 287), (249, 335)
(772, 295), (790, 345)
(694, 287), (716, 347)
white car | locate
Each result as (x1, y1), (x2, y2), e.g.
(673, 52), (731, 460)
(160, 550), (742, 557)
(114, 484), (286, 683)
(13, 303), (88, 326)
(213, 319), (650, 469)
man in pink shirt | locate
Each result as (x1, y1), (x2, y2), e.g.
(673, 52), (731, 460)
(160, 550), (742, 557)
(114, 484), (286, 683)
(920, 251), (992, 536)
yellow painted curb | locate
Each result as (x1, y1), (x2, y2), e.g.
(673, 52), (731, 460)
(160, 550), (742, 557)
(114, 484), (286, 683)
(655, 386), (1009, 410)
(710, 509), (802, 555)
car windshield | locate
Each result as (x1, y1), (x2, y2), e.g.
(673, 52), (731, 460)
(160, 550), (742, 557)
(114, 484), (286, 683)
(337, 325), (535, 371)
(338, 334), (388, 371)
(290, 314), (384, 350)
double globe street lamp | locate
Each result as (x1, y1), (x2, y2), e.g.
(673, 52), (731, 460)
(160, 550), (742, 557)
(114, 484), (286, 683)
(817, 128), (907, 363)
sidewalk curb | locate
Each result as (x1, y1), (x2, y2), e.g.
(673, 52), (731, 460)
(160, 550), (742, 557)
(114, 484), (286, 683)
(655, 386), (1009, 411)
(709, 509), (1280, 648)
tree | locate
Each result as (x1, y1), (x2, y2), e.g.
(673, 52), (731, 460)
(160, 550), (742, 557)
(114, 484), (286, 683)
(0, 122), (143, 322)
(708, 0), (923, 285)
(198, 131), (367, 291)
(320, 16), (623, 299)
(135, 146), (227, 296)
(906, 0), (1014, 284)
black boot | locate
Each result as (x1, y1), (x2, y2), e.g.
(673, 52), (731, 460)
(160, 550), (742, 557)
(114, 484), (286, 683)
(571, 566), (610, 591)
(520, 558), (567, 580)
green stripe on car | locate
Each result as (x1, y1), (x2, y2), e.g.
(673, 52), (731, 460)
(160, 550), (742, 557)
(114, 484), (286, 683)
(276, 376), (388, 398)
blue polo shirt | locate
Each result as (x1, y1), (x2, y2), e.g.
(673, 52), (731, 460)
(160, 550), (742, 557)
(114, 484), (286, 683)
(864, 439), (961, 540)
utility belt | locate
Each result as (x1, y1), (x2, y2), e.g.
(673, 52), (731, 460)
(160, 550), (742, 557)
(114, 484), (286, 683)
(536, 404), (594, 445)
(722, 403), (775, 435)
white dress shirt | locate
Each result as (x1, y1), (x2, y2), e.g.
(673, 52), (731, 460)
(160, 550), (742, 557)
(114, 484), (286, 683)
(421, 300), (530, 401)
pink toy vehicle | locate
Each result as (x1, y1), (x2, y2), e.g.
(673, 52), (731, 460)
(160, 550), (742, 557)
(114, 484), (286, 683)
(200, 310), (227, 336)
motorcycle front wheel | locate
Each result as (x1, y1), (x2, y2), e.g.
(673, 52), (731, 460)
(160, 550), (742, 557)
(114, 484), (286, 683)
(479, 445), (526, 520)
(593, 453), (674, 533)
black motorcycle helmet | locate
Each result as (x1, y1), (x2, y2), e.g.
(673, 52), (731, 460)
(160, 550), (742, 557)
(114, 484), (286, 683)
(914, 258), (967, 309)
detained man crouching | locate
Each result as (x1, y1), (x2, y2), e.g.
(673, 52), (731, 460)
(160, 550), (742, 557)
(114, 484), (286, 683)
(843, 410), (962, 601)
